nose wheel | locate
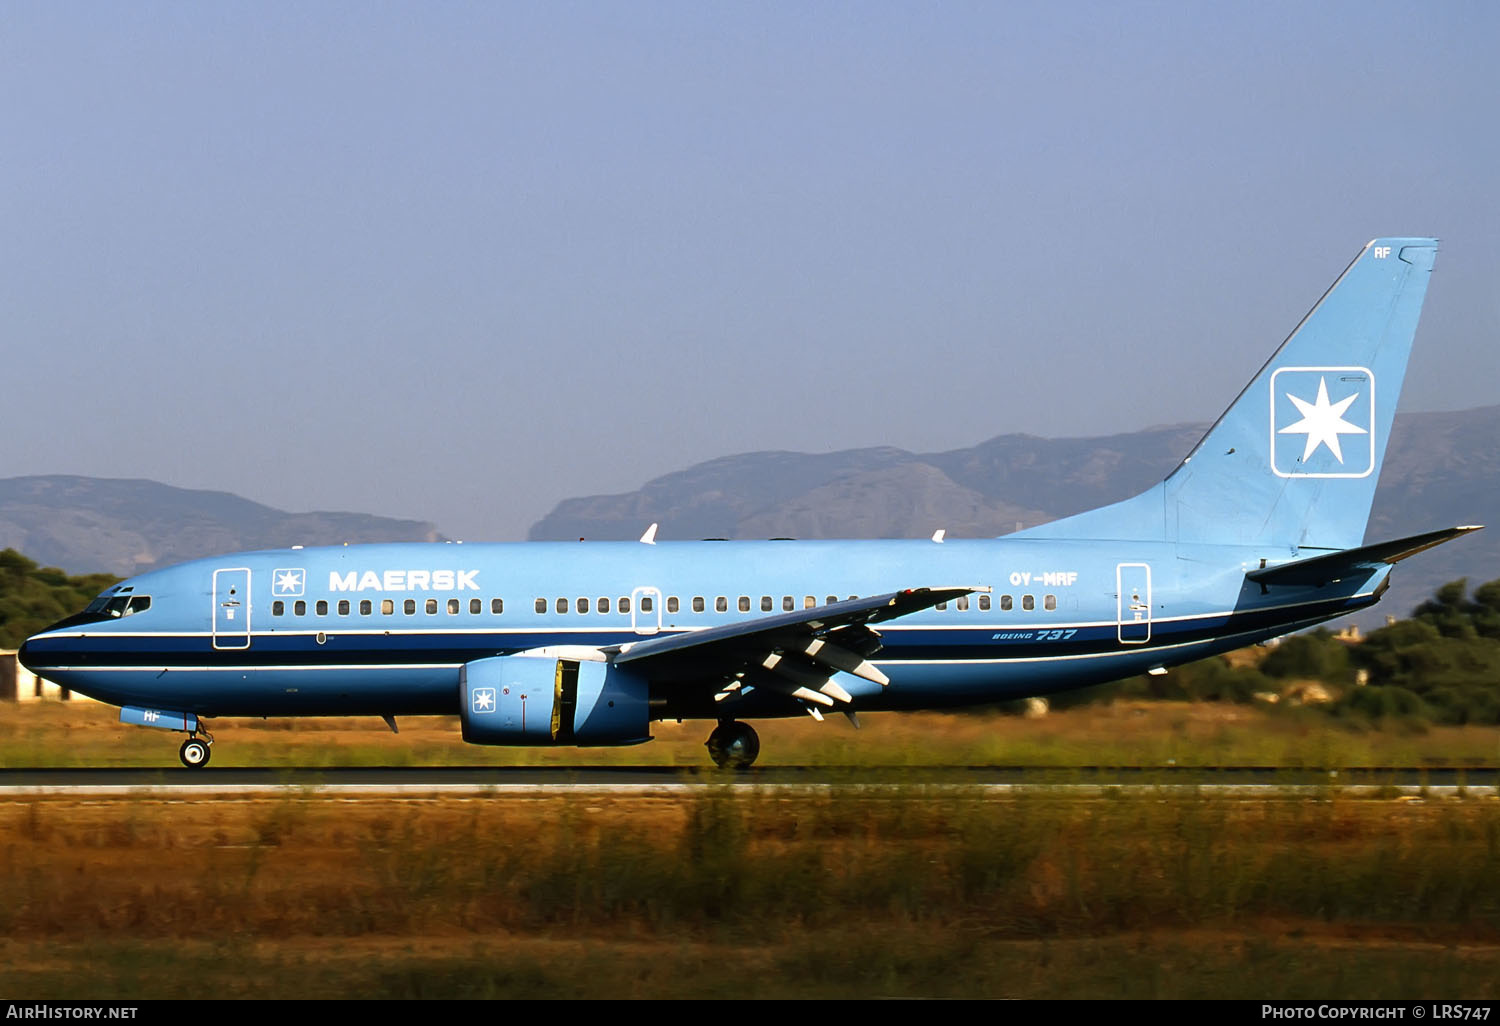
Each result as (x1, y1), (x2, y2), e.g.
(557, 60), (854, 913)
(179, 736), (212, 769)
(706, 720), (760, 770)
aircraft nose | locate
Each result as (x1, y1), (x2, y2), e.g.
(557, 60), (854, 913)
(17, 637), (40, 674)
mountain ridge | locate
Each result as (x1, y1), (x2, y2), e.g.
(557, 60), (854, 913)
(531, 405), (1499, 625)
(2, 406), (1491, 630)
(0, 475), (443, 576)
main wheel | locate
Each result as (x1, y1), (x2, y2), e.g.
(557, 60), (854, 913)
(705, 721), (760, 770)
(179, 737), (211, 769)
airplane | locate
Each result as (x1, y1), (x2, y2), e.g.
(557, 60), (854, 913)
(19, 237), (1482, 769)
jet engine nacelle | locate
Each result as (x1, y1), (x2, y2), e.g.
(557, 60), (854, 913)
(459, 654), (651, 746)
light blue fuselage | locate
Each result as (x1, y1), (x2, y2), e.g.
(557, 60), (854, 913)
(21, 537), (1384, 720)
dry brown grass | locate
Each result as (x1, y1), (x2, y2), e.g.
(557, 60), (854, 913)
(3, 787), (1500, 998)
(4, 696), (1499, 996)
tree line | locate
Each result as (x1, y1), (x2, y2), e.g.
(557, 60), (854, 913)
(0, 549), (119, 649)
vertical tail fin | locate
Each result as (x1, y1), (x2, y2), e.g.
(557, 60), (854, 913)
(1017, 238), (1438, 550)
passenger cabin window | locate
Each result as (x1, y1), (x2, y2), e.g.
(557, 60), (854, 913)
(535, 598), (547, 614)
(316, 600), (328, 616)
(381, 599), (394, 615)
(667, 597), (679, 613)
(761, 596), (772, 612)
(338, 600), (350, 616)
(557, 598), (569, 614)
(598, 597), (610, 614)
(956, 596), (969, 611)
(739, 596), (750, 613)
(1044, 594), (1057, 611)
(1022, 595), (1035, 611)
(359, 600), (372, 616)
(979, 595), (991, 611)
(577, 597), (590, 614)
(783, 596), (794, 612)
(936, 601), (947, 611)
(492, 598), (504, 615)
(405, 599), (417, 615)
(273, 601), (285, 616)
(826, 595), (837, 606)
(425, 598), (438, 614)
(804, 596), (815, 609)
(448, 598), (460, 614)
(619, 597), (631, 614)
(1001, 595), (1013, 611)
(692, 597), (704, 613)
(471, 598), (482, 615)
(295, 600), (307, 616)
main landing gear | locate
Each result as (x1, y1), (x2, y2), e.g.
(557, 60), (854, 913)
(706, 720), (760, 770)
(178, 732), (213, 769)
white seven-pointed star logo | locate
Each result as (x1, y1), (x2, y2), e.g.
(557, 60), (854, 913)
(273, 569), (304, 595)
(1277, 376), (1367, 464)
(473, 688), (496, 713)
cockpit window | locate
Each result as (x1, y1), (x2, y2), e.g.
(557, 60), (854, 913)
(77, 593), (150, 621)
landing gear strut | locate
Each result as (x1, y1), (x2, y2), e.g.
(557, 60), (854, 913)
(179, 735), (212, 769)
(706, 720), (760, 770)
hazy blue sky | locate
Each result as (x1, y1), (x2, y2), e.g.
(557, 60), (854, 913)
(4, 2), (1496, 539)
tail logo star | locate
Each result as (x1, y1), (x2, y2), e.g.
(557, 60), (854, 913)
(1279, 375), (1366, 463)
(1269, 366), (1375, 479)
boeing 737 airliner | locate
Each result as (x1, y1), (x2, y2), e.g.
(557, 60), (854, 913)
(20, 238), (1481, 768)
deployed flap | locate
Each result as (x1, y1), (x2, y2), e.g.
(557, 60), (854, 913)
(1248, 525), (1483, 588)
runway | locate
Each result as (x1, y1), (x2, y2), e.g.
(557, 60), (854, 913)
(1, 764), (1496, 797)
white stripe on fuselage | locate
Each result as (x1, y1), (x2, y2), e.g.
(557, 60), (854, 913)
(34, 587), (1376, 643)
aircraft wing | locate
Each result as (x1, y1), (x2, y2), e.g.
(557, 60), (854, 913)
(611, 587), (987, 714)
(1247, 525), (1483, 588)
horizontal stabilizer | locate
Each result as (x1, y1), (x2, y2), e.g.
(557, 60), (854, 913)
(1247, 525), (1483, 588)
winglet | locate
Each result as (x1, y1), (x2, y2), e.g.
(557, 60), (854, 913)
(639, 523), (658, 545)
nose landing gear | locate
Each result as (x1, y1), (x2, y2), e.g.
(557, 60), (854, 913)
(178, 731), (213, 769)
(705, 720), (760, 770)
